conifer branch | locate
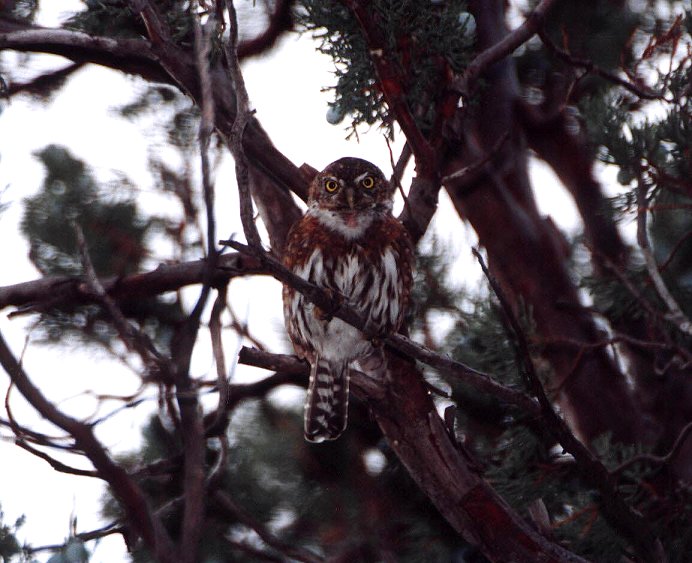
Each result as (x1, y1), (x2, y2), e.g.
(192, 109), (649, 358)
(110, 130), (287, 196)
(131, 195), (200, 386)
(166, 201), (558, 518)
(636, 178), (692, 337)
(537, 29), (664, 101)
(340, 0), (437, 175)
(473, 248), (666, 563)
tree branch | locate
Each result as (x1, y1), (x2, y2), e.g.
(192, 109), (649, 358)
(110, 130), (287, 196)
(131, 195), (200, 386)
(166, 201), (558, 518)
(474, 248), (665, 562)
(340, 0), (437, 175)
(0, 253), (264, 314)
(0, 17), (308, 209)
(0, 330), (177, 562)
(212, 491), (324, 563)
(537, 28), (664, 101)
(0, 20), (170, 82)
(14, 440), (98, 477)
(236, 0), (295, 60)
(221, 0), (263, 249)
(636, 178), (692, 337)
(455, 0), (557, 96)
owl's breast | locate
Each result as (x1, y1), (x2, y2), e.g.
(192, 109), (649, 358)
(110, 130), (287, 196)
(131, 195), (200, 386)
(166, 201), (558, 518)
(282, 214), (413, 360)
(293, 244), (404, 331)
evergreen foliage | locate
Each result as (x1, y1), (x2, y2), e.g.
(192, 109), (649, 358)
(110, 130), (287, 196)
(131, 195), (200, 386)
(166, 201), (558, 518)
(22, 145), (148, 278)
(102, 402), (466, 561)
(298, 0), (475, 136)
(0, 506), (23, 563)
(20, 145), (184, 350)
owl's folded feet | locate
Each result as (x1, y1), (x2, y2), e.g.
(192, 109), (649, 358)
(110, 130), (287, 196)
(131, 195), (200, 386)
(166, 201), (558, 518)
(314, 287), (343, 322)
(362, 318), (388, 343)
(357, 347), (387, 380)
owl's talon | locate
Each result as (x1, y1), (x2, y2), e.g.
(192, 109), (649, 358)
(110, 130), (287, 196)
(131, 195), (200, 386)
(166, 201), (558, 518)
(370, 336), (384, 347)
(362, 318), (387, 344)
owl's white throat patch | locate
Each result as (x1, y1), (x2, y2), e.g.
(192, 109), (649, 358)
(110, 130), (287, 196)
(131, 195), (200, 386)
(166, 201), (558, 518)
(310, 206), (375, 240)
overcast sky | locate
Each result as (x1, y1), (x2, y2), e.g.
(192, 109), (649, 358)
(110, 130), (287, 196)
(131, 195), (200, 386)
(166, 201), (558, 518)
(0, 3), (588, 561)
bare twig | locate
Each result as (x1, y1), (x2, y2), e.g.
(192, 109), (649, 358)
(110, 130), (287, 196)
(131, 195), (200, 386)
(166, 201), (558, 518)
(221, 0), (262, 249)
(441, 131), (510, 184)
(161, 10), (222, 560)
(208, 286), (231, 435)
(537, 29), (664, 101)
(657, 228), (692, 274)
(636, 178), (692, 336)
(14, 440), (98, 477)
(0, 330), (177, 561)
(389, 141), (412, 188)
(611, 420), (692, 477)
(73, 223), (171, 379)
(193, 10), (218, 265)
(385, 137), (414, 220)
(25, 522), (125, 555)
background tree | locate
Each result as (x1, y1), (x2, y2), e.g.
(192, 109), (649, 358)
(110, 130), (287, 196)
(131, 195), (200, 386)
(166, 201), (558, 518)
(0, 0), (691, 561)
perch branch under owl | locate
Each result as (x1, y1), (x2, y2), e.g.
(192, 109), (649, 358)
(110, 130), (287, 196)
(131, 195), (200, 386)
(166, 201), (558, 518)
(223, 238), (539, 417)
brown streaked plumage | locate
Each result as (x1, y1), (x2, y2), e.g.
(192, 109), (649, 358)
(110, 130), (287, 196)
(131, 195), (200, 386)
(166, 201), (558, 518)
(282, 157), (414, 442)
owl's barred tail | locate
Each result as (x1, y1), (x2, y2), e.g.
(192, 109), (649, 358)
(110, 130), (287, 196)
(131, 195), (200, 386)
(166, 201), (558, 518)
(304, 357), (350, 443)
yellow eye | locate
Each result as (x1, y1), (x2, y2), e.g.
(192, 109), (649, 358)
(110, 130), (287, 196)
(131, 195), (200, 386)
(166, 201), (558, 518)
(362, 176), (375, 189)
(325, 179), (339, 193)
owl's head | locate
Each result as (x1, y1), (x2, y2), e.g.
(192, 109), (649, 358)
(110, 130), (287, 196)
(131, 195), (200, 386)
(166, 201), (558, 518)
(308, 157), (394, 214)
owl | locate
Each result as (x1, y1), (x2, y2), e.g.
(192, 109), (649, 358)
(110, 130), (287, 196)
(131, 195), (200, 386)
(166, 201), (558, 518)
(283, 157), (414, 442)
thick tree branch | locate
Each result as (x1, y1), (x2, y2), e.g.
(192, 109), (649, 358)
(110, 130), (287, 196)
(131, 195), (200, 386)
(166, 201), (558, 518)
(440, 0), (645, 443)
(0, 253), (264, 313)
(236, 0), (295, 60)
(235, 349), (582, 561)
(455, 0), (558, 96)
(0, 21), (170, 82)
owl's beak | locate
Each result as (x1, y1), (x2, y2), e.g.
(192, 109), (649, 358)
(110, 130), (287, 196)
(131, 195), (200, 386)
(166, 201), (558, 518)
(345, 188), (355, 210)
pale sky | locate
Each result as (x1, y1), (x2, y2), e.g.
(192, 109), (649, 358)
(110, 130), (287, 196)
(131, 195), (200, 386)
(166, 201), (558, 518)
(0, 3), (584, 561)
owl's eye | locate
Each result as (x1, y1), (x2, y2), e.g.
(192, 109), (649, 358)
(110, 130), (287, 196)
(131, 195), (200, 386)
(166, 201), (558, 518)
(324, 179), (339, 193)
(361, 176), (375, 189)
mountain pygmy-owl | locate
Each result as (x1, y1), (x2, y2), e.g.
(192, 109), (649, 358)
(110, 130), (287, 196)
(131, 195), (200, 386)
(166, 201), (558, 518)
(282, 157), (414, 442)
